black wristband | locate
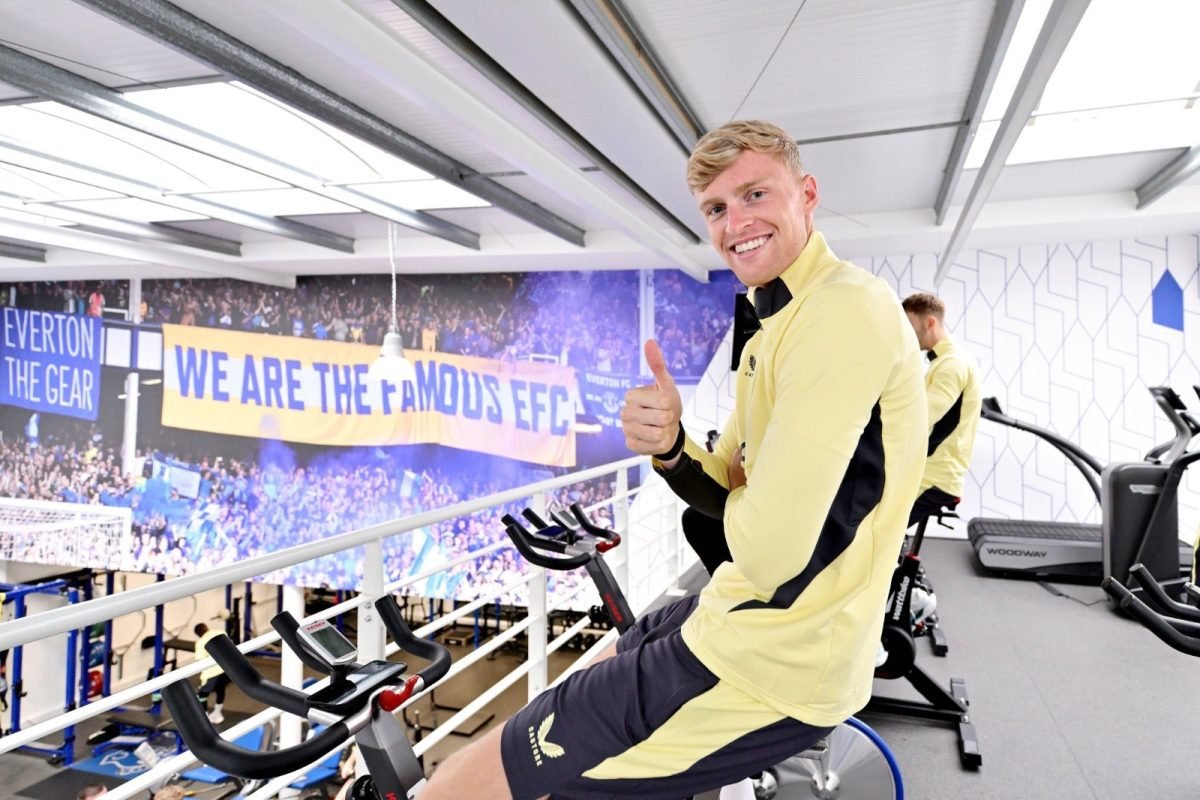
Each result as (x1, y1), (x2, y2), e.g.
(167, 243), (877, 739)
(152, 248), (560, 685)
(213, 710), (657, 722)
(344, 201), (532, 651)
(655, 425), (685, 461)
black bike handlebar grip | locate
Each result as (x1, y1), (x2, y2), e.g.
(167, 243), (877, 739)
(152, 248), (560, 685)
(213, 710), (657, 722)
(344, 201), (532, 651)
(163, 680), (350, 780)
(1128, 564), (1200, 624)
(522, 508), (550, 529)
(374, 596), (452, 686)
(570, 503), (618, 541)
(271, 612), (339, 675)
(1118, 593), (1200, 658)
(504, 523), (590, 569)
(501, 514), (570, 555)
(207, 634), (310, 718)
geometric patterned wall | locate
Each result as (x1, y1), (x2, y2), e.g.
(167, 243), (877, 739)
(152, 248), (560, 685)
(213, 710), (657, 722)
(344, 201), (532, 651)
(867, 234), (1200, 541)
(636, 233), (1200, 547)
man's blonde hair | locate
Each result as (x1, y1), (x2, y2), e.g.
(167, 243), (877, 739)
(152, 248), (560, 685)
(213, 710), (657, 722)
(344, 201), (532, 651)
(902, 293), (946, 321)
(687, 120), (804, 193)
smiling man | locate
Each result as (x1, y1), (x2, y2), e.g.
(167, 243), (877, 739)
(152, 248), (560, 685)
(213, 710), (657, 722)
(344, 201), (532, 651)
(418, 121), (928, 800)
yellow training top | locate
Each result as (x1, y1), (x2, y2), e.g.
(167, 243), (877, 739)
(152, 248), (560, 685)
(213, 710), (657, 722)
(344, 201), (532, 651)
(195, 628), (225, 684)
(920, 335), (981, 497)
(658, 232), (927, 727)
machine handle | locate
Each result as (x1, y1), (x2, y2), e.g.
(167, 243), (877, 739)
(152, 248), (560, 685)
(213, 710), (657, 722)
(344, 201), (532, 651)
(1128, 564), (1200, 624)
(163, 680), (350, 780)
(1102, 577), (1200, 658)
(205, 634), (310, 717)
(569, 503), (620, 543)
(375, 595), (452, 688)
(501, 514), (590, 569)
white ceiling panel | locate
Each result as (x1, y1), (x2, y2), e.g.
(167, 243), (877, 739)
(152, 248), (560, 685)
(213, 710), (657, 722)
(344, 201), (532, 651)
(0, 0), (215, 88)
(953, 149), (1194, 205)
(166, 0), (571, 178)
(0, 82), (31, 103)
(624, 0), (995, 138)
(805, 126), (958, 217)
(431, 0), (704, 239)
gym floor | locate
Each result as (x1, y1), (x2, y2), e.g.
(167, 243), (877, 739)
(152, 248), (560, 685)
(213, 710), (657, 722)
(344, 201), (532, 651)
(6, 537), (1200, 799)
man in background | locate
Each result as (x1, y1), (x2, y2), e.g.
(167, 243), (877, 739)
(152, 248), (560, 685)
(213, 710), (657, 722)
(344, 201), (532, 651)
(193, 622), (231, 724)
(901, 292), (982, 524)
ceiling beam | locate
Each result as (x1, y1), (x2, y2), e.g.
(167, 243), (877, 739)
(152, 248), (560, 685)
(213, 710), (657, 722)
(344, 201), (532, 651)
(0, 195), (242, 256)
(75, 0), (584, 248)
(257, 0), (707, 279)
(1136, 143), (1200, 209)
(935, 0), (1091, 285)
(0, 139), (355, 252)
(0, 41), (480, 250)
(565, 0), (704, 153)
(0, 215), (295, 286)
(934, 0), (1025, 225)
(390, 0), (700, 245)
(0, 238), (46, 262)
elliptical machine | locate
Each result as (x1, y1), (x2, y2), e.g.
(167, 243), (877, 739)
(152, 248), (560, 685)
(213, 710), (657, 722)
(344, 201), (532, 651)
(503, 504), (906, 800)
(163, 595), (451, 799)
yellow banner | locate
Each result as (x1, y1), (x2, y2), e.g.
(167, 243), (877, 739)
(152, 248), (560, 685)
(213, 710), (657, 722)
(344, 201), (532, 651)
(161, 325), (577, 467)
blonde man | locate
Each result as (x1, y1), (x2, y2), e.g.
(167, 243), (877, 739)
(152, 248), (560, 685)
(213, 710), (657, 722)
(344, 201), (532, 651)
(419, 121), (927, 799)
(901, 293), (982, 524)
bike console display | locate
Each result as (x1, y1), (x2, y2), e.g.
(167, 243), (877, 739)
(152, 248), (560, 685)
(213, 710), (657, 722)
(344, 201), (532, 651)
(296, 618), (358, 666)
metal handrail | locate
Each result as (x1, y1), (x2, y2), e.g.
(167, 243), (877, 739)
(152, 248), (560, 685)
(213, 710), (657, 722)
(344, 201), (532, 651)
(0, 455), (644, 651)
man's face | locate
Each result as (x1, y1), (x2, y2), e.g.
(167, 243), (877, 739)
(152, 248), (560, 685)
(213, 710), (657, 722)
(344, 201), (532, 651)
(695, 149), (819, 287)
(906, 312), (932, 350)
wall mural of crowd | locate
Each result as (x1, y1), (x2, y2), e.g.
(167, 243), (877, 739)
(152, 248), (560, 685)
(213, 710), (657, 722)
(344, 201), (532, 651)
(0, 269), (741, 601)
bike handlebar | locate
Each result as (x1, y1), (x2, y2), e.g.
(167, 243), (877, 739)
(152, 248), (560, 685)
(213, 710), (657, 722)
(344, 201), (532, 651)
(163, 678), (351, 780)
(163, 595), (453, 781)
(375, 595), (452, 688)
(502, 513), (591, 569)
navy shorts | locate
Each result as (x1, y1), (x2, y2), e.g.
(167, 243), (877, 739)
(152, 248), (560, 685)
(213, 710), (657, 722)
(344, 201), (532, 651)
(500, 595), (833, 800)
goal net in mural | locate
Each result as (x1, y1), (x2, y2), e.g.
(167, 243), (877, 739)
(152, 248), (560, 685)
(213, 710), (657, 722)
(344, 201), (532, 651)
(0, 498), (134, 572)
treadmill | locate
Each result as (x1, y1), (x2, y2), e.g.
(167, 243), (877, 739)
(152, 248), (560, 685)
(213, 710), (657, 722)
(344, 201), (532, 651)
(969, 386), (1196, 583)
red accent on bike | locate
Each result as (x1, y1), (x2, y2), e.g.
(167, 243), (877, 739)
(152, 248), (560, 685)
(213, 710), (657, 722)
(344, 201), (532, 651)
(596, 534), (621, 553)
(377, 675), (421, 712)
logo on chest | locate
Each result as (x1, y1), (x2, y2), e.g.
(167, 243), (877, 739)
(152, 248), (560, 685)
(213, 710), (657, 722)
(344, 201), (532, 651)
(743, 353), (757, 378)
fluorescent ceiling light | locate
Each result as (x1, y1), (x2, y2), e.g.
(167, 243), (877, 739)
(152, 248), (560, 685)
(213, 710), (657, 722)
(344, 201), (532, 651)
(128, 82), (434, 185)
(967, 101), (1200, 169)
(0, 161), (122, 203)
(980, 0), (1055, 121)
(0, 205), (72, 227)
(967, 0), (1200, 169)
(59, 197), (207, 223)
(187, 187), (358, 216)
(0, 102), (282, 194)
(348, 179), (489, 210)
(1037, 0), (1200, 113)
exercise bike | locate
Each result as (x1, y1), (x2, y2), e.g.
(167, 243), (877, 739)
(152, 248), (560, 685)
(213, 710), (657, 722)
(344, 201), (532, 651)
(162, 595), (451, 799)
(503, 504), (905, 800)
(867, 505), (982, 770)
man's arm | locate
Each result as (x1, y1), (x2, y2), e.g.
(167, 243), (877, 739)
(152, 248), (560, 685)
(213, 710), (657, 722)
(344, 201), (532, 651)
(723, 285), (910, 594)
(622, 340), (735, 516)
(925, 357), (967, 431)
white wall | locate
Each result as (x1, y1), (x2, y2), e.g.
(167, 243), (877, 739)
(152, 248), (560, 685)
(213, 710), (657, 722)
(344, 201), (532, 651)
(867, 234), (1200, 541)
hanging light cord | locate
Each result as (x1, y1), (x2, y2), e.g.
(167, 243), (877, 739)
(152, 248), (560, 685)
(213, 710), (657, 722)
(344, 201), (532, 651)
(388, 222), (399, 334)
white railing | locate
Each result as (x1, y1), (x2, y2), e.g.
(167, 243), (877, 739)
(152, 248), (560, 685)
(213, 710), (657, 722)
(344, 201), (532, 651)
(0, 455), (689, 799)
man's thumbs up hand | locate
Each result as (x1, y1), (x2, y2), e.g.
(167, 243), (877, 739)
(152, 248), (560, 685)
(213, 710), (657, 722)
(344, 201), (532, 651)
(621, 340), (684, 462)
